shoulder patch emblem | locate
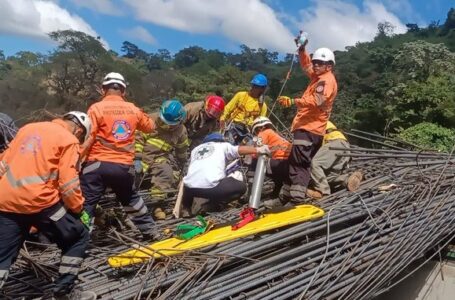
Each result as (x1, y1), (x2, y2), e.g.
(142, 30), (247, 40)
(316, 81), (325, 93)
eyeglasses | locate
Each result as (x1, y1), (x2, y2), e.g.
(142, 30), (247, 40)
(312, 60), (328, 66)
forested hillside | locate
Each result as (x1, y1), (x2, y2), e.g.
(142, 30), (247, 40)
(1, 8), (454, 150)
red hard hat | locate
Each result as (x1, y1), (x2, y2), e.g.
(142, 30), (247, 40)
(205, 95), (225, 119)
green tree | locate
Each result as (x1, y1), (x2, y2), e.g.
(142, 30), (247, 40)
(398, 122), (455, 152)
(47, 30), (113, 110)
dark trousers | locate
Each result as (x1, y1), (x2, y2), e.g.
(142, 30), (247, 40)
(80, 161), (154, 233)
(0, 202), (89, 288)
(289, 130), (323, 192)
(182, 177), (247, 213)
(268, 159), (291, 196)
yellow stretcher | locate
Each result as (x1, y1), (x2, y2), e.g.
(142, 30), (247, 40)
(108, 204), (324, 268)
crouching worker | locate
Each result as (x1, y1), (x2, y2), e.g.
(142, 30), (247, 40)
(182, 132), (270, 215)
(307, 121), (363, 199)
(0, 112), (91, 296)
(251, 117), (292, 199)
(135, 99), (189, 219)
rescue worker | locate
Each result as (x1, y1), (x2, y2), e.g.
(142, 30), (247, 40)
(134, 99), (189, 219)
(80, 72), (156, 238)
(251, 116), (292, 198)
(184, 95), (225, 149)
(220, 74), (268, 145)
(182, 132), (270, 215)
(0, 112), (18, 154)
(278, 40), (338, 201)
(0, 112), (91, 296)
(307, 121), (363, 199)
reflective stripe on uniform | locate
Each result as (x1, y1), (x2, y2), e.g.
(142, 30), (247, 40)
(49, 205), (67, 221)
(126, 206), (148, 217)
(61, 177), (79, 190)
(3, 163), (58, 188)
(96, 136), (133, 153)
(146, 138), (173, 152)
(124, 196), (148, 217)
(175, 138), (190, 149)
(59, 256), (83, 275)
(62, 186), (80, 198)
(293, 139), (313, 147)
(135, 143), (144, 152)
(82, 161), (101, 175)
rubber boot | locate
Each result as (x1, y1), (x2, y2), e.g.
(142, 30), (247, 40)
(52, 274), (77, 297)
(279, 184), (292, 204)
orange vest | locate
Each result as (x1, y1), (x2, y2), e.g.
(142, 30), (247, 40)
(0, 119), (84, 214)
(291, 51), (338, 135)
(86, 94), (155, 165)
(258, 128), (291, 160)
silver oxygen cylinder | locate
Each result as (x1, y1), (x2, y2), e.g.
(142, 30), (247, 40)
(249, 154), (268, 209)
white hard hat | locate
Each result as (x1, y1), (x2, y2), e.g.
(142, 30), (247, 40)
(252, 116), (273, 133)
(102, 72), (127, 88)
(64, 111), (92, 142)
(312, 48), (335, 65)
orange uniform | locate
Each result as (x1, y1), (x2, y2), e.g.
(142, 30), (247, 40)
(258, 128), (291, 160)
(0, 119), (84, 214)
(291, 50), (338, 135)
(85, 94), (155, 165)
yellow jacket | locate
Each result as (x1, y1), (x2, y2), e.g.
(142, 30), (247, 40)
(323, 129), (347, 145)
(221, 91), (267, 126)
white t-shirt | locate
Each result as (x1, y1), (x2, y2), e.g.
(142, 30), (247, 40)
(183, 142), (240, 189)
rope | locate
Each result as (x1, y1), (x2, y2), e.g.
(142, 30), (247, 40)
(268, 51), (297, 116)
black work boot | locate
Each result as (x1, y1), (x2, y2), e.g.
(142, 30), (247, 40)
(52, 274), (77, 297)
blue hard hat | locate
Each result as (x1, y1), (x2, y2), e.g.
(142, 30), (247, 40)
(250, 73), (268, 87)
(160, 99), (187, 125)
(203, 132), (225, 144)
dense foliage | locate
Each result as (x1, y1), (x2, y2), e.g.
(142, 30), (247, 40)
(0, 8), (454, 149)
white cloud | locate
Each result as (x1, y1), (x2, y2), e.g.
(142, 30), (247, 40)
(0, 0), (107, 46)
(119, 26), (157, 45)
(122, 0), (296, 53)
(71, 0), (123, 16)
(297, 0), (407, 51)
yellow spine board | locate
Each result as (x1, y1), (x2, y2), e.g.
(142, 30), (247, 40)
(108, 204), (324, 268)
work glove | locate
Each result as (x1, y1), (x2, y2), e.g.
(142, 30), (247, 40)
(278, 96), (294, 108)
(256, 145), (271, 156)
(134, 159), (143, 174)
(79, 210), (91, 230)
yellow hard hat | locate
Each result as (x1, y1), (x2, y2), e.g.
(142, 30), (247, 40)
(326, 121), (337, 131)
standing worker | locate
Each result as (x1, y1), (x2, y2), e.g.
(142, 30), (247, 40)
(184, 95), (225, 149)
(279, 38), (338, 201)
(0, 112), (91, 296)
(134, 99), (189, 219)
(220, 74), (268, 145)
(80, 72), (156, 238)
(307, 121), (363, 199)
